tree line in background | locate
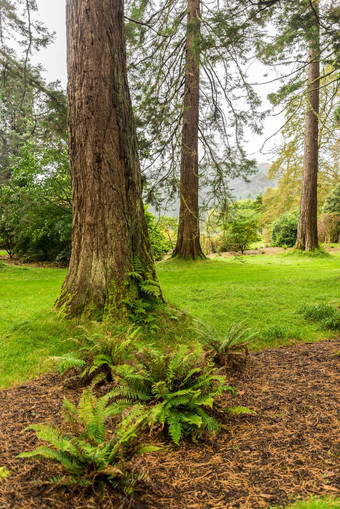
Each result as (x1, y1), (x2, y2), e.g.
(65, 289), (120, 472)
(0, 0), (339, 319)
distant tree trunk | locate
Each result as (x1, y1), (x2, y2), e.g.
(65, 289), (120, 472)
(295, 0), (320, 251)
(55, 0), (162, 320)
(172, 0), (205, 260)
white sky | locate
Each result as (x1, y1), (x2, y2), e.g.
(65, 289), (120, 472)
(34, 0), (67, 85)
(33, 0), (278, 164)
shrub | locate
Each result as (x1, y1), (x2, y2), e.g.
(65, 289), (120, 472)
(322, 184), (340, 214)
(300, 304), (340, 330)
(318, 213), (340, 243)
(227, 209), (261, 253)
(18, 388), (152, 495)
(271, 210), (298, 247)
(109, 346), (229, 445)
(144, 208), (172, 260)
(0, 139), (73, 262)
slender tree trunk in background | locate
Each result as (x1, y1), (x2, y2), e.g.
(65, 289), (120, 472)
(56, 0), (161, 320)
(172, 0), (205, 260)
(295, 0), (320, 251)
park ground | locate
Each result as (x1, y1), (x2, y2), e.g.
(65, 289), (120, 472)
(0, 248), (339, 508)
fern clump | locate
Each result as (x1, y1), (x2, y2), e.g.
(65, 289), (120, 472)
(110, 346), (230, 445)
(18, 388), (154, 495)
(126, 256), (162, 326)
(200, 323), (258, 369)
(54, 328), (137, 387)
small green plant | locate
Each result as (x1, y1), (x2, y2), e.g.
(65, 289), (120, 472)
(202, 323), (258, 368)
(300, 303), (340, 331)
(126, 256), (162, 327)
(54, 328), (137, 387)
(0, 466), (10, 480)
(18, 388), (153, 495)
(109, 346), (229, 445)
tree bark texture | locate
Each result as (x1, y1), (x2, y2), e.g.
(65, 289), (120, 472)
(295, 1), (320, 251)
(56, 0), (161, 320)
(172, 0), (205, 260)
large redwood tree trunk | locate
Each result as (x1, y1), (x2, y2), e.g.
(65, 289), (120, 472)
(172, 0), (205, 260)
(56, 0), (161, 320)
(295, 0), (320, 251)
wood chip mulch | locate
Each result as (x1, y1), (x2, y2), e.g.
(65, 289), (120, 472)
(0, 340), (339, 509)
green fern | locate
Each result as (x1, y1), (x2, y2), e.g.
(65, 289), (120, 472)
(55, 329), (137, 388)
(125, 257), (162, 325)
(18, 388), (151, 494)
(52, 353), (85, 375)
(198, 322), (258, 368)
(109, 346), (229, 445)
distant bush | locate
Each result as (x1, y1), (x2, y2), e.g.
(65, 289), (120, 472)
(145, 208), (173, 260)
(322, 184), (340, 214)
(0, 140), (72, 262)
(227, 209), (261, 253)
(271, 211), (298, 247)
(300, 303), (340, 330)
(318, 213), (340, 243)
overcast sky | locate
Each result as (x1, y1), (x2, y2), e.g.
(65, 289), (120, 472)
(33, 0), (277, 163)
(34, 0), (67, 85)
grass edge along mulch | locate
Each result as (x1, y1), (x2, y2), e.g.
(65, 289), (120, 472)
(0, 339), (339, 509)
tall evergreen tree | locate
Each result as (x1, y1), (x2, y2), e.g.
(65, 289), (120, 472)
(0, 0), (66, 183)
(55, 0), (162, 320)
(127, 0), (259, 259)
(172, 0), (205, 259)
(252, 0), (340, 250)
(261, 69), (339, 226)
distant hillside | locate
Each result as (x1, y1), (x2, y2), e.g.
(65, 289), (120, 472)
(229, 163), (276, 200)
(148, 163), (277, 217)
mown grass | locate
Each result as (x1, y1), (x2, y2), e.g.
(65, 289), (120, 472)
(0, 250), (339, 388)
(157, 251), (340, 349)
(271, 496), (340, 508)
(0, 263), (99, 388)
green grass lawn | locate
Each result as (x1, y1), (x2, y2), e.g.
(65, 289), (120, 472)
(0, 263), (87, 388)
(157, 251), (340, 348)
(272, 497), (340, 509)
(0, 250), (339, 388)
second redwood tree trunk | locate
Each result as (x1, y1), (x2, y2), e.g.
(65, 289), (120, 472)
(295, 0), (320, 251)
(172, 0), (205, 260)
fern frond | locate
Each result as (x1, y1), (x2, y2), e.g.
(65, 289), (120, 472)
(167, 414), (182, 445)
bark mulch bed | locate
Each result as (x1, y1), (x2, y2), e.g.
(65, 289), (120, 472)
(0, 340), (339, 509)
